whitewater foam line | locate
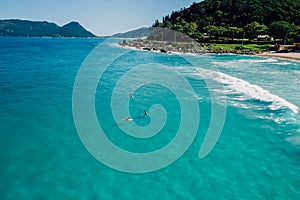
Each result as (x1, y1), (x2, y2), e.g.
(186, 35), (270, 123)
(195, 68), (299, 114)
(211, 58), (279, 67)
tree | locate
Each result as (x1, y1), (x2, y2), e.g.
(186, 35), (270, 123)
(225, 26), (243, 40)
(183, 22), (197, 35)
(269, 21), (297, 44)
(204, 25), (226, 39)
(152, 20), (160, 27)
(162, 21), (173, 29)
(291, 26), (300, 43)
(243, 22), (269, 40)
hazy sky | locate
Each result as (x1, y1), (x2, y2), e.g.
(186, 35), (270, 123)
(0, 0), (198, 36)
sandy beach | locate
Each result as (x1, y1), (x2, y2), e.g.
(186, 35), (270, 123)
(258, 52), (300, 61)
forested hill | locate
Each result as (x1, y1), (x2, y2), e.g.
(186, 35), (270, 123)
(0, 19), (96, 37)
(153, 0), (300, 42)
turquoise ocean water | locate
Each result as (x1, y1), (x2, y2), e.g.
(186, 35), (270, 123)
(0, 37), (300, 199)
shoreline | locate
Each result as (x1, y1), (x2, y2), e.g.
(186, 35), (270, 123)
(257, 52), (300, 61)
(115, 43), (204, 56)
(118, 40), (300, 61)
(119, 39), (262, 55)
(119, 39), (207, 55)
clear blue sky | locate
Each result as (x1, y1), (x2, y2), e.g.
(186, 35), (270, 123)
(0, 0), (198, 36)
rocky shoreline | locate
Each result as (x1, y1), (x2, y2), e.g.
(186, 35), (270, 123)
(119, 39), (300, 60)
(120, 39), (206, 54)
(119, 39), (260, 55)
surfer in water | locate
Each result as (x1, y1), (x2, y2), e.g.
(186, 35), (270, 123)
(129, 93), (134, 98)
(123, 117), (133, 121)
(144, 110), (149, 116)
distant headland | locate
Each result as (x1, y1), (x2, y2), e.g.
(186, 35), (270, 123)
(111, 27), (152, 38)
(0, 19), (96, 37)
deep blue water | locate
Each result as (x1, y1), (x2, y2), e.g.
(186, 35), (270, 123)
(1, 37), (300, 199)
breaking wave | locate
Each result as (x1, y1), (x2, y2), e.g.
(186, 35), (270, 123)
(194, 68), (299, 114)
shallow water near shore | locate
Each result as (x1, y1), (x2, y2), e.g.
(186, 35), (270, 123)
(1, 37), (300, 199)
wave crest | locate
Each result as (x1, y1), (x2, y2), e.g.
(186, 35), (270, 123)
(195, 68), (299, 114)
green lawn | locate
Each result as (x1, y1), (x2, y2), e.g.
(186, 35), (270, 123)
(205, 43), (270, 53)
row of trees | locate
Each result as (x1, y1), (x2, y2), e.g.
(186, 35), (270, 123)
(153, 0), (300, 44)
(153, 20), (300, 44)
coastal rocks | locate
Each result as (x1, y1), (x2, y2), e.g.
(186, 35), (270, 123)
(120, 39), (260, 55)
(120, 39), (206, 54)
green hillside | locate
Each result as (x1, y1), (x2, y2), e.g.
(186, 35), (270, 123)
(53, 22), (95, 37)
(0, 19), (96, 37)
(153, 0), (300, 43)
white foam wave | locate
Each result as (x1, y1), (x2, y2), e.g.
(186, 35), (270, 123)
(272, 62), (292, 65)
(212, 58), (278, 66)
(195, 68), (299, 113)
(238, 58), (278, 63)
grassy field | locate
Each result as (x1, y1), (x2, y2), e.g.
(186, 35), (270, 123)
(204, 43), (271, 53)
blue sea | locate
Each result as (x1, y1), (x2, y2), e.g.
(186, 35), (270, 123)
(0, 37), (300, 199)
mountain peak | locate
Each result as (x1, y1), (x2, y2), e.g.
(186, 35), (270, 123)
(63, 21), (80, 26)
(54, 21), (95, 37)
